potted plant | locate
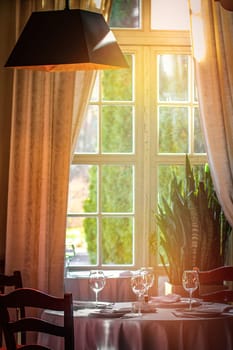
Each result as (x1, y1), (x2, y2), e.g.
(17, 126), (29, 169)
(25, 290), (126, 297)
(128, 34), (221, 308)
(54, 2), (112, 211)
(155, 155), (232, 293)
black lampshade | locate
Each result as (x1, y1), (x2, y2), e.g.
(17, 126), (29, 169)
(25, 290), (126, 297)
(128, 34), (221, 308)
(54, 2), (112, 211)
(5, 9), (128, 72)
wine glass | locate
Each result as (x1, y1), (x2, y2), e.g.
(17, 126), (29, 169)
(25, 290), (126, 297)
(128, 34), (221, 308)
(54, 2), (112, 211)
(131, 274), (146, 316)
(140, 267), (154, 302)
(182, 270), (199, 310)
(89, 270), (106, 306)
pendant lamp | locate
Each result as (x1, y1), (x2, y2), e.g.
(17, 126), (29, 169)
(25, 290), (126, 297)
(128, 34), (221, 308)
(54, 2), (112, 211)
(5, 5), (128, 72)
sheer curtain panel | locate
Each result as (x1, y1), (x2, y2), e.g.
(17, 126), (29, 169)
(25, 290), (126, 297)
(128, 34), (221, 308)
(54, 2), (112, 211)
(5, 0), (112, 296)
(189, 0), (233, 230)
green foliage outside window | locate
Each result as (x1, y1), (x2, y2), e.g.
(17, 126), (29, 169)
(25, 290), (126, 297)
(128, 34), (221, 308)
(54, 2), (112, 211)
(83, 166), (98, 264)
(109, 0), (140, 28)
(83, 56), (134, 265)
(102, 106), (133, 153)
(102, 217), (133, 264)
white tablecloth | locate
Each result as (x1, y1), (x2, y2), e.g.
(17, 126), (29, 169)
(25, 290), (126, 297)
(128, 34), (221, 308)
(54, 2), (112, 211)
(38, 303), (233, 350)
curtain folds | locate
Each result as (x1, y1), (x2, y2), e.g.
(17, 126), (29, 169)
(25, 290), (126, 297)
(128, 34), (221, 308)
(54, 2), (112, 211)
(189, 0), (233, 227)
(70, 0), (113, 153)
(5, 0), (112, 296)
(6, 69), (75, 296)
(214, 0), (233, 11)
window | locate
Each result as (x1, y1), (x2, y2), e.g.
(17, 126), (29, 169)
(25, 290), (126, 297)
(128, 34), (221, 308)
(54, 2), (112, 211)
(66, 0), (207, 284)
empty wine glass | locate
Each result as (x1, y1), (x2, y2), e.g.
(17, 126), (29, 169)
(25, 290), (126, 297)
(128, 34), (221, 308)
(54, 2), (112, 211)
(131, 274), (146, 316)
(140, 267), (154, 302)
(89, 270), (106, 306)
(182, 270), (199, 310)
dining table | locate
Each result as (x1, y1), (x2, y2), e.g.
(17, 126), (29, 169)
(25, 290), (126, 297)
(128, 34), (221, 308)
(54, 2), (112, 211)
(38, 298), (233, 350)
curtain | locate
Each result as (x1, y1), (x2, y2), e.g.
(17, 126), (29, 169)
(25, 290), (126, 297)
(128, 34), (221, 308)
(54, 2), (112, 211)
(70, 0), (113, 154)
(5, 0), (112, 296)
(215, 0), (233, 11)
(189, 0), (233, 229)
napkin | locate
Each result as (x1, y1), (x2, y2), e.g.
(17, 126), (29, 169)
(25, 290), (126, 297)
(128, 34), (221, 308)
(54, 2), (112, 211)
(173, 308), (222, 318)
(88, 310), (125, 318)
(173, 304), (233, 318)
(196, 304), (233, 314)
(88, 309), (128, 318)
(119, 270), (133, 277)
(73, 300), (113, 310)
(112, 306), (132, 313)
(150, 295), (202, 308)
(150, 294), (181, 303)
(132, 302), (157, 313)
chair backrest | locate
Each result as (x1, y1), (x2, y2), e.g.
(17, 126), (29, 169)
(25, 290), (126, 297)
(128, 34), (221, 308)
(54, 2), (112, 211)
(0, 288), (74, 350)
(0, 271), (23, 294)
(198, 266), (233, 302)
(0, 271), (25, 346)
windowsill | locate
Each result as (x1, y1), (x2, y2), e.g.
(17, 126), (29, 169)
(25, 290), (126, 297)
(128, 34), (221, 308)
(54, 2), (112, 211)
(65, 270), (134, 279)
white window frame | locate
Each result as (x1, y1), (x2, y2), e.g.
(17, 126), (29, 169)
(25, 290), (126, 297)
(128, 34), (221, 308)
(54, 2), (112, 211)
(67, 1), (207, 285)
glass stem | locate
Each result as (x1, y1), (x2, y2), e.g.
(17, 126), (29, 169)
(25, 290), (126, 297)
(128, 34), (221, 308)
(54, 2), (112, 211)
(95, 291), (98, 306)
(189, 290), (192, 310)
(138, 295), (142, 316)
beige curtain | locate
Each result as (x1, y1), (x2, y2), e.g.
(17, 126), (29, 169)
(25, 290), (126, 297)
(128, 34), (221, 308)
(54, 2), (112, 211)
(215, 0), (233, 11)
(5, 0), (112, 296)
(70, 0), (113, 153)
(189, 0), (233, 228)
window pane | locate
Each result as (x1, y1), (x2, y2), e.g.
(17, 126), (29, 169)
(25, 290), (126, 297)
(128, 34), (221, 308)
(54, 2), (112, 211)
(158, 55), (189, 102)
(158, 163), (206, 208)
(83, 217), (98, 265)
(87, 0), (102, 10)
(102, 217), (133, 265)
(102, 55), (133, 101)
(66, 216), (95, 266)
(102, 106), (133, 153)
(194, 107), (205, 153)
(101, 165), (134, 213)
(109, 0), (141, 29)
(151, 0), (190, 30)
(158, 165), (185, 206)
(67, 165), (98, 213)
(75, 106), (98, 154)
(158, 107), (189, 153)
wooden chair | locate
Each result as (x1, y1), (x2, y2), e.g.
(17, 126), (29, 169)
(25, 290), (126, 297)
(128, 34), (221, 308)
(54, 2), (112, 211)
(0, 271), (23, 294)
(0, 271), (25, 346)
(198, 266), (233, 303)
(0, 288), (74, 350)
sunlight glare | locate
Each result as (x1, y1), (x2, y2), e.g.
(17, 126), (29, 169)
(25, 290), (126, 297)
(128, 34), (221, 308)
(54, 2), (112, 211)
(93, 31), (117, 51)
(151, 0), (190, 30)
(189, 0), (206, 61)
